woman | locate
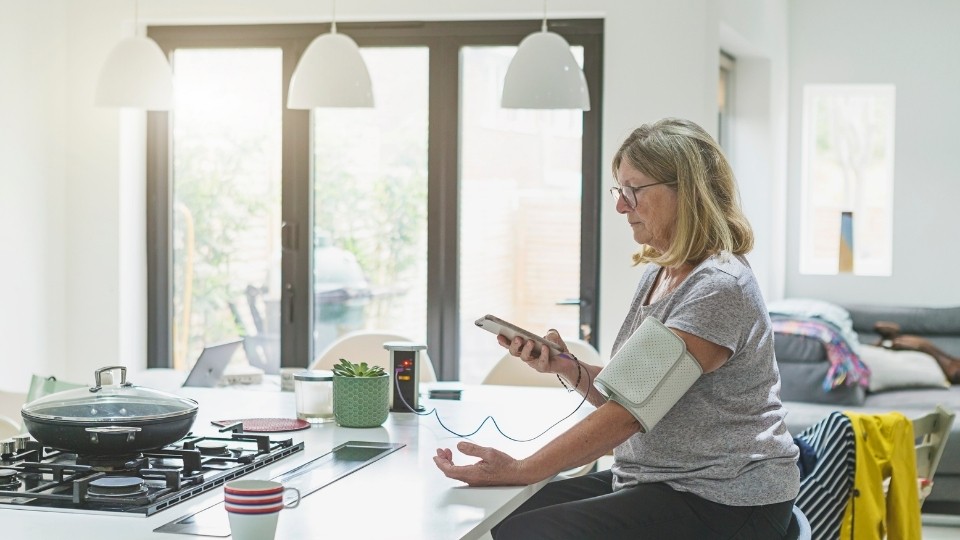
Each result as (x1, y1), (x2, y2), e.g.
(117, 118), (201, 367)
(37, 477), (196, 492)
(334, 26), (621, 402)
(433, 118), (800, 539)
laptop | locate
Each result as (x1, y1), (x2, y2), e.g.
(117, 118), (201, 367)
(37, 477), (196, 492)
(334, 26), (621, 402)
(182, 340), (243, 388)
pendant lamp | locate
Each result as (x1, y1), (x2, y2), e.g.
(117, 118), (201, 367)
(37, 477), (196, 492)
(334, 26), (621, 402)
(287, 1), (374, 109)
(94, 0), (173, 110)
(501, 4), (590, 111)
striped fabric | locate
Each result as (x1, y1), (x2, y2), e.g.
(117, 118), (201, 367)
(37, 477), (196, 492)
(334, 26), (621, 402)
(795, 412), (857, 540)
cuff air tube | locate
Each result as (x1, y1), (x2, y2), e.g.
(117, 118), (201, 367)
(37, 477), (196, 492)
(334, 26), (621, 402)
(595, 317), (703, 432)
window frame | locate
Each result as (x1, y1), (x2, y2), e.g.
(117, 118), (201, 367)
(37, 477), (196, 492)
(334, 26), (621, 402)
(146, 20), (603, 380)
(799, 83), (895, 276)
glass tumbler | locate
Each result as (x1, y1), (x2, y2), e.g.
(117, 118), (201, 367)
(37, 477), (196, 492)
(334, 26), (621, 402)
(293, 370), (334, 423)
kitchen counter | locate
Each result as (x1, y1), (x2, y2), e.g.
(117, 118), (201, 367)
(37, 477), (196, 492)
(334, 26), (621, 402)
(3, 382), (591, 539)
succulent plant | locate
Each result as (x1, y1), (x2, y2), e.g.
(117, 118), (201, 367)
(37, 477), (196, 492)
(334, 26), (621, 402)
(332, 358), (386, 378)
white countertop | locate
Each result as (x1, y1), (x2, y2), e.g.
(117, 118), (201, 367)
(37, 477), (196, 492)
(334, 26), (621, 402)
(3, 382), (591, 540)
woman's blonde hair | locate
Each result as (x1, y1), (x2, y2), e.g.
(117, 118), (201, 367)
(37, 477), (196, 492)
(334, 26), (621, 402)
(612, 118), (754, 267)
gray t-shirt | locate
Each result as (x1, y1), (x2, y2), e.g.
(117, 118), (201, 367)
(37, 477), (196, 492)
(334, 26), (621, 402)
(609, 255), (800, 506)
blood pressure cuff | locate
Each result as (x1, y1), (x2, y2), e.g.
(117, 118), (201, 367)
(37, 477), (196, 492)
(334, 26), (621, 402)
(595, 317), (702, 432)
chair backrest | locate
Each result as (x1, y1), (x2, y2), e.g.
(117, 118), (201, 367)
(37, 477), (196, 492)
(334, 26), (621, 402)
(565, 338), (604, 365)
(0, 415), (20, 439)
(1, 390), (27, 415)
(310, 330), (437, 383)
(0, 390), (27, 432)
(482, 338), (601, 387)
(912, 405), (955, 504)
(788, 505), (813, 540)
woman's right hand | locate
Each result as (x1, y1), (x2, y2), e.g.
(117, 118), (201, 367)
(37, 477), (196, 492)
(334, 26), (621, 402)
(497, 330), (576, 375)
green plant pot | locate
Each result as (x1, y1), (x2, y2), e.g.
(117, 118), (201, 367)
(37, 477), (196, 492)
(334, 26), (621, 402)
(332, 374), (389, 428)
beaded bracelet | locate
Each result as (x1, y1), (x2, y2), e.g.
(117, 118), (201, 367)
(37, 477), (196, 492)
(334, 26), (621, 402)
(555, 353), (582, 393)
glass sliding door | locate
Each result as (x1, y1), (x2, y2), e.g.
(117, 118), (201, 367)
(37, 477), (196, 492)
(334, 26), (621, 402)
(148, 21), (602, 380)
(457, 46), (585, 384)
(170, 49), (282, 371)
(311, 48), (430, 355)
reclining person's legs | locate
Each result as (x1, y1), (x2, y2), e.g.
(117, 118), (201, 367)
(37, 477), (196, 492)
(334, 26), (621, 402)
(873, 321), (960, 383)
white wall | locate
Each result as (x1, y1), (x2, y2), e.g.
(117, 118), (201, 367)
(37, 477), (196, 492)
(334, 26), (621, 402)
(719, 0), (790, 302)
(0, 0), (788, 390)
(787, 0), (960, 307)
(0, 0), (68, 391)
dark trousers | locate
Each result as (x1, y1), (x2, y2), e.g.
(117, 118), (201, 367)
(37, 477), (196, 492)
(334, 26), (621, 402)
(492, 471), (795, 540)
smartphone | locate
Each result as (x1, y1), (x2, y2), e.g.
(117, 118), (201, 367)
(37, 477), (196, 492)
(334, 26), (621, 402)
(474, 314), (564, 354)
(428, 389), (462, 400)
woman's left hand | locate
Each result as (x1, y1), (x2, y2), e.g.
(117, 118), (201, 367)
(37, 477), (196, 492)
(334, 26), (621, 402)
(433, 442), (529, 486)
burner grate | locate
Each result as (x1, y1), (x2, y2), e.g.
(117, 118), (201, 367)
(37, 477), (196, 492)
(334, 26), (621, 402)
(0, 433), (304, 516)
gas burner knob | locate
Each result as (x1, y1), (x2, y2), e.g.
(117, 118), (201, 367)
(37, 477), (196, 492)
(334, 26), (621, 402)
(0, 439), (15, 457)
(12, 434), (30, 452)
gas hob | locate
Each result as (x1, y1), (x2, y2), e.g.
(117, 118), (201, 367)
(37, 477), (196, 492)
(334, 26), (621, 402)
(0, 431), (303, 516)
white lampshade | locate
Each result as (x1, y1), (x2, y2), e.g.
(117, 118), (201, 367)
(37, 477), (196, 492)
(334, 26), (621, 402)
(501, 30), (590, 111)
(288, 32), (374, 109)
(95, 36), (173, 111)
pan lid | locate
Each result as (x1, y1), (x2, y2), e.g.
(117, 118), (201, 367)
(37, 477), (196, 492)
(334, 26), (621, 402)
(21, 366), (198, 422)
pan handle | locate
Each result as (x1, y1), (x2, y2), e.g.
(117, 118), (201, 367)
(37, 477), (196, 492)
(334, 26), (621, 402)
(86, 426), (142, 443)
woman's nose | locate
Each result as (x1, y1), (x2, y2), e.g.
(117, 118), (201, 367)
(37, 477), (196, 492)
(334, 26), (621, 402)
(615, 195), (631, 214)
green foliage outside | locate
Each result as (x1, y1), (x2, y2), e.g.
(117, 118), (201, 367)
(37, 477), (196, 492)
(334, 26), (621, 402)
(312, 109), (428, 327)
(172, 125), (276, 364)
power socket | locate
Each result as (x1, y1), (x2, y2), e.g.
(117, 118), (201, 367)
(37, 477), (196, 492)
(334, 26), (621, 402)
(385, 342), (426, 412)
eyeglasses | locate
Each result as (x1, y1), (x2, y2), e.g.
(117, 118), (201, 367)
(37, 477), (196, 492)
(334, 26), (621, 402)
(609, 182), (675, 209)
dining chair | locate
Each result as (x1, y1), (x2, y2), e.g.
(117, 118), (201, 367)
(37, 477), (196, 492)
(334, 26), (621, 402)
(481, 338), (602, 386)
(310, 330), (437, 383)
(794, 407), (953, 538)
(786, 505), (813, 540)
(0, 389), (27, 435)
(0, 416), (20, 439)
(911, 405), (955, 506)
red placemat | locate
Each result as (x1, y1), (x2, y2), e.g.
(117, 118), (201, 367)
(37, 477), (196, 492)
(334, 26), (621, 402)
(211, 418), (312, 433)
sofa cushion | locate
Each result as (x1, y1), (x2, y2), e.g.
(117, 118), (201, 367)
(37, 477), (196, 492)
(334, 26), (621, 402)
(775, 332), (865, 405)
(774, 333), (827, 363)
(845, 304), (960, 336)
(778, 361), (866, 405)
(845, 304), (960, 359)
(858, 345), (950, 392)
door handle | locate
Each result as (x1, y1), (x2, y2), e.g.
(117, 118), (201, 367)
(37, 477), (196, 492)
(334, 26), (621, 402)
(556, 298), (583, 306)
(281, 221), (299, 251)
(285, 283), (294, 323)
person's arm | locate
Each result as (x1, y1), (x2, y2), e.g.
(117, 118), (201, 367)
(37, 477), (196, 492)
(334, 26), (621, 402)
(433, 400), (641, 486)
(554, 358), (607, 408)
(501, 325), (733, 408)
(436, 328), (734, 486)
(671, 328), (732, 373)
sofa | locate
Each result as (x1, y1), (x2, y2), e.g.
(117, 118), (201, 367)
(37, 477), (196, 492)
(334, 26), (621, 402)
(774, 303), (960, 515)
